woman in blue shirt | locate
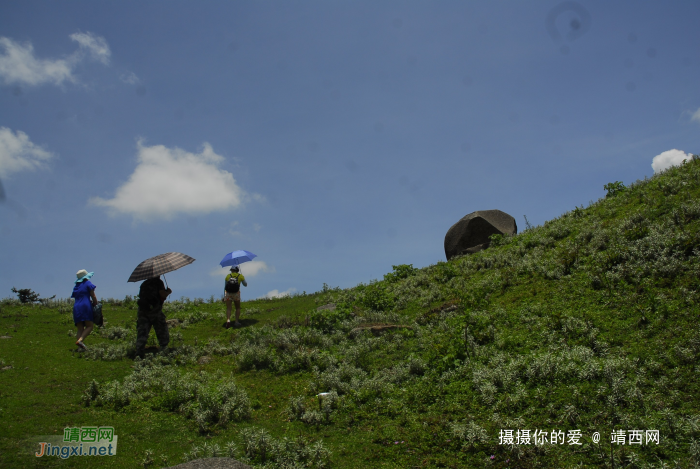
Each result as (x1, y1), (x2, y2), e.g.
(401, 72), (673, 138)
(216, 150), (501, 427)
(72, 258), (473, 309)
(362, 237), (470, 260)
(72, 269), (97, 350)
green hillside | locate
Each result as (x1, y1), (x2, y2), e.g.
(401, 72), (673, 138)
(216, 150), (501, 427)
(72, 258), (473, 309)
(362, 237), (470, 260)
(2, 157), (700, 468)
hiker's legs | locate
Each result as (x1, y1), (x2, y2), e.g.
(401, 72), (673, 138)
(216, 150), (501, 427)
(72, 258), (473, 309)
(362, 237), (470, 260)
(78, 321), (93, 342)
(225, 295), (233, 321)
(234, 299), (241, 322)
(135, 315), (152, 357)
(153, 312), (170, 349)
(76, 321), (85, 340)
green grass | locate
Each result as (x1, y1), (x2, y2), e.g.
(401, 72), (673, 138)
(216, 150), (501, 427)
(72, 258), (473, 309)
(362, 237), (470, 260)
(3, 157), (700, 468)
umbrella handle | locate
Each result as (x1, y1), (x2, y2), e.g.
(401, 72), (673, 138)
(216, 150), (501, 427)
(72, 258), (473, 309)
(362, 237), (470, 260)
(162, 273), (169, 303)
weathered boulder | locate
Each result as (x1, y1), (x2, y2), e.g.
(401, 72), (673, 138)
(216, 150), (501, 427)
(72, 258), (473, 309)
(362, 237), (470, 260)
(349, 324), (413, 337)
(444, 210), (517, 260)
(165, 458), (253, 469)
(197, 355), (212, 365)
(166, 319), (180, 328)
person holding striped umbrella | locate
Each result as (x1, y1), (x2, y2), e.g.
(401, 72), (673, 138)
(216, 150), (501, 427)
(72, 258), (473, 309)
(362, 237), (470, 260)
(128, 252), (195, 358)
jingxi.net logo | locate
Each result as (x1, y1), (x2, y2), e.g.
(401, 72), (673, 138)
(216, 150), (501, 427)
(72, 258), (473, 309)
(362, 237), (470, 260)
(34, 426), (118, 459)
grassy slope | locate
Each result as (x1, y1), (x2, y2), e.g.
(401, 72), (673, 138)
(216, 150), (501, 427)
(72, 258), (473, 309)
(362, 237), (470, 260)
(2, 158), (700, 468)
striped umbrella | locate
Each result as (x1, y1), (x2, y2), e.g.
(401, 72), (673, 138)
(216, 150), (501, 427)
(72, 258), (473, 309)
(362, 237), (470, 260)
(127, 252), (196, 283)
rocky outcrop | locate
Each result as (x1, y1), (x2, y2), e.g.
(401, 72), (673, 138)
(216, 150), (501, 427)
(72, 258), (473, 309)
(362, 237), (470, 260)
(349, 324), (413, 337)
(444, 210), (517, 260)
(165, 458), (253, 469)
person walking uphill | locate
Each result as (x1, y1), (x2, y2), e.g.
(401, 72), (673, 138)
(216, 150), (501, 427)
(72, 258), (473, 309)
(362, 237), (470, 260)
(225, 266), (247, 327)
(72, 269), (98, 350)
(135, 276), (172, 358)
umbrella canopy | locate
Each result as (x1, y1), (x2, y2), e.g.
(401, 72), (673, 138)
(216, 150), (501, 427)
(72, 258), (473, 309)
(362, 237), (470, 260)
(219, 250), (257, 268)
(128, 252), (196, 282)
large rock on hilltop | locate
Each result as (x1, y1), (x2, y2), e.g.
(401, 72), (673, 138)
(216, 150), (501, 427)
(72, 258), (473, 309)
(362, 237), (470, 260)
(444, 210), (517, 260)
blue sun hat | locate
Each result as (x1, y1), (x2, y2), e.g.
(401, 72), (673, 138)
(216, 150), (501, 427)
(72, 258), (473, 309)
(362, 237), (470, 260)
(75, 269), (94, 283)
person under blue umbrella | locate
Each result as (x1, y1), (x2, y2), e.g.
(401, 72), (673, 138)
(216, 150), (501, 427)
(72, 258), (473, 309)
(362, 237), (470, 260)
(219, 250), (256, 327)
(224, 266), (247, 327)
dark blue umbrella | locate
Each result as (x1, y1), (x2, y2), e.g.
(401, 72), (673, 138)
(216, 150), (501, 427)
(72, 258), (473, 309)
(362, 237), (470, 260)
(219, 250), (257, 268)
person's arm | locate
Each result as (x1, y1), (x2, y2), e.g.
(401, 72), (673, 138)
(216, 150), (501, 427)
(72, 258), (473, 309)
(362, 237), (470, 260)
(90, 290), (98, 307)
(157, 278), (171, 302)
(159, 288), (172, 301)
(242, 279), (248, 287)
(223, 278), (228, 303)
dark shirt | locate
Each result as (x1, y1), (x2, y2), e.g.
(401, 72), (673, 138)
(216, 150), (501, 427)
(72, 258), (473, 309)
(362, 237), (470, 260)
(138, 278), (166, 311)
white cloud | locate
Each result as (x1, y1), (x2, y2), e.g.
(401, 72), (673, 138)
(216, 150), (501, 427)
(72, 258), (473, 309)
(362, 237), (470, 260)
(0, 37), (75, 86)
(0, 32), (110, 86)
(69, 32), (111, 65)
(691, 108), (700, 124)
(90, 140), (250, 221)
(210, 261), (274, 278)
(0, 127), (54, 177)
(240, 261), (274, 277)
(210, 267), (230, 278)
(651, 149), (691, 174)
(263, 288), (296, 299)
(253, 223), (262, 232)
(120, 71), (140, 85)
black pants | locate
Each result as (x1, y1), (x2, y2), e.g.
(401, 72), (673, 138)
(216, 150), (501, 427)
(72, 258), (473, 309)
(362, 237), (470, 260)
(135, 306), (169, 356)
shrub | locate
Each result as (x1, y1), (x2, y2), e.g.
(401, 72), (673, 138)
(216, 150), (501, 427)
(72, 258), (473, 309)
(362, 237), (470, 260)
(238, 427), (331, 468)
(184, 380), (251, 432)
(237, 344), (277, 371)
(310, 362), (367, 395)
(286, 395), (306, 421)
(383, 264), (416, 283)
(182, 442), (224, 461)
(319, 390), (339, 422)
(309, 305), (354, 333)
(83, 342), (133, 361)
(488, 233), (511, 248)
(604, 181), (626, 198)
(82, 380), (100, 406)
(101, 326), (132, 340)
(10, 287), (51, 304)
(301, 409), (324, 427)
(278, 347), (321, 373)
(82, 360), (250, 430)
(407, 356), (427, 376)
(450, 420), (490, 449)
(357, 282), (394, 312)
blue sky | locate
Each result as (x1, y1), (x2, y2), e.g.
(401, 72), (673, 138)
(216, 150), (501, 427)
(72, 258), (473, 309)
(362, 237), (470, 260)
(1, 1), (698, 302)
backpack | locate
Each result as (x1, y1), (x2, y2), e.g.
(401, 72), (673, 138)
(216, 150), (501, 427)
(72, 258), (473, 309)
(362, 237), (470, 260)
(138, 278), (162, 309)
(225, 274), (240, 293)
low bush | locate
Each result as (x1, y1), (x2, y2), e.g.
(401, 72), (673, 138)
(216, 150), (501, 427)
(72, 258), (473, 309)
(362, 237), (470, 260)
(239, 427), (331, 468)
(82, 359), (250, 431)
